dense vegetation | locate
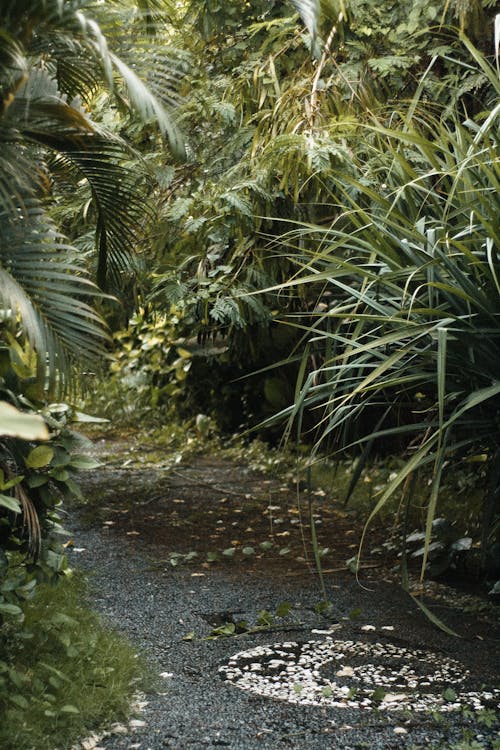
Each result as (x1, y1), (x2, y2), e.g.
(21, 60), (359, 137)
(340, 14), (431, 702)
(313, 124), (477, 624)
(0, 0), (498, 745)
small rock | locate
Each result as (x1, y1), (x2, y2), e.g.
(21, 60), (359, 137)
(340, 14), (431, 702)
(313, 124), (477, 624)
(393, 727), (408, 735)
(109, 723), (129, 735)
(384, 693), (407, 703)
(81, 737), (102, 750)
(336, 666), (355, 677)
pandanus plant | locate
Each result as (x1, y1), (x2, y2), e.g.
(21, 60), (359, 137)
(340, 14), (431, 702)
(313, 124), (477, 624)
(264, 36), (499, 604)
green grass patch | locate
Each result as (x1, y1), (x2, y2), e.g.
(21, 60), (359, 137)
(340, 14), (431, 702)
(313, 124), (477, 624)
(0, 573), (150, 750)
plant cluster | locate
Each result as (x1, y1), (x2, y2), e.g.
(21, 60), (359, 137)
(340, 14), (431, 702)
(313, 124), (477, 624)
(0, 1), (176, 741)
(268, 38), (500, 588)
(107, 1), (497, 589)
(0, 574), (148, 750)
(93, 1), (497, 440)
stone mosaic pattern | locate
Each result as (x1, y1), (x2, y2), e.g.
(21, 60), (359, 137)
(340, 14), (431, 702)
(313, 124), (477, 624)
(219, 639), (500, 712)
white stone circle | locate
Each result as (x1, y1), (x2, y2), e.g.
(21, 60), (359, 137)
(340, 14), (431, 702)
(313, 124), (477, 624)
(219, 639), (500, 712)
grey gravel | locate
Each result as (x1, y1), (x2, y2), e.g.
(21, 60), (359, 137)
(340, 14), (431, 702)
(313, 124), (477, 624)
(66, 472), (500, 750)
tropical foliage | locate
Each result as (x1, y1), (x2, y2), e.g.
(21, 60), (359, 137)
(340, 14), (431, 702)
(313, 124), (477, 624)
(1, 5), (498, 737)
(0, 0), (177, 735)
(0, 0), (498, 743)
(0, 0), (184, 575)
(123, 0), (498, 580)
(127, 0), (495, 426)
(273, 55), (500, 573)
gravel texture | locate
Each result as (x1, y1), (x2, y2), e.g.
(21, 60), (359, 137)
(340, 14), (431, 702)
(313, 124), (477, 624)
(66, 458), (500, 750)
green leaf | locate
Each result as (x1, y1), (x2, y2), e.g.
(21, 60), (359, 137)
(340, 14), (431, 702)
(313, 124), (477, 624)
(443, 687), (457, 702)
(67, 455), (102, 470)
(0, 475), (24, 491)
(64, 478), (84, 500)
(10, 694), (29, 709)
(371, 687), (386, 702)
(409, 595), (459, 637)
(0, 494), (22, 513)
(275, 601), (292, 618)
(60, 705), (80, 714)
(25, 446), (54, 469)
(212, 622), (236, 636)
(50, 468), (69, 482)
(27, 474), (48, 488)
(257, 609), (272, 626)
(259, 541), (273, 550)
(0, 402), (49, 441)
(0, 603), (23, 616)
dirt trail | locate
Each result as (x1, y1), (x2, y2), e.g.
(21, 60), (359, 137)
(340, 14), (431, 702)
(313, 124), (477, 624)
(67, 434), (500, 750)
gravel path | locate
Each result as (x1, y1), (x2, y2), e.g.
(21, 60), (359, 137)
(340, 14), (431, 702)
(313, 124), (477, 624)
(66, 459), (500, 750)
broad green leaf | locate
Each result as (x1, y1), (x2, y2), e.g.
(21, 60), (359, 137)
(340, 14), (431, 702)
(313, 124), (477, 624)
(0, 603), (22, 616)
(50, 467), (69, 482)
(0, 494), (22, 513)
(0, 402), (49, 441)
(25, 446), (54, 469)
(68, 455), (102, 470)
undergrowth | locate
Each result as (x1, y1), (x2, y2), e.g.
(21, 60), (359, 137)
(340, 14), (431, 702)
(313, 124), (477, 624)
(0, 572), (149, 750)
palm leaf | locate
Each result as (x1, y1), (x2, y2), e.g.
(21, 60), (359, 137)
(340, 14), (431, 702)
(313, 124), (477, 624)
(0, 198), (109, 395)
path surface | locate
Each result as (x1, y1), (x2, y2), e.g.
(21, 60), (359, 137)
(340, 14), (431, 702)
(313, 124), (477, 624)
(67, 436), (500, 750)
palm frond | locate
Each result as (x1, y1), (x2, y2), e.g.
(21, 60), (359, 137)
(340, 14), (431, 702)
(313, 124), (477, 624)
(289, 0), (319, 42)
(0, 199), (109, 395)
(1, 65), (154, 291)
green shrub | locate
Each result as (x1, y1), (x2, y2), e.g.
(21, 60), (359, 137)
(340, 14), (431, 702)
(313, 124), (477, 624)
(0, 573), (149, 750)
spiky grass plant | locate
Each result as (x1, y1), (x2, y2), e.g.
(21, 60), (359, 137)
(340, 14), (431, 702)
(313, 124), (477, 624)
(266, 39), (500, 585)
